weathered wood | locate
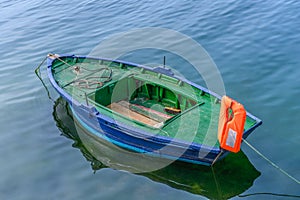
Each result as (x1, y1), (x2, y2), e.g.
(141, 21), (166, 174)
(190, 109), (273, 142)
(108, 102), (160, 127)
(119, 100), (172, 121)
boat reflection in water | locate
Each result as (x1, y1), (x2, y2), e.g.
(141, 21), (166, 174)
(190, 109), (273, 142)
(53, 97), (260, 199)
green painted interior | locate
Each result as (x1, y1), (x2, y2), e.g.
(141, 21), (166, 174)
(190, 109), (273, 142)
(52, 57), (257, 148)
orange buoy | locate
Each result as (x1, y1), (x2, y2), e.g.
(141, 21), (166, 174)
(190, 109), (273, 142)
(218, 96), (246, 153)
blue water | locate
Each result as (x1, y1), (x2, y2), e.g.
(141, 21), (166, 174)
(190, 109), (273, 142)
(1, 0), (300, 199)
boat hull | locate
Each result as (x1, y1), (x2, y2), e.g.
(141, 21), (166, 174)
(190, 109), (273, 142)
(71, 103), (223, 166)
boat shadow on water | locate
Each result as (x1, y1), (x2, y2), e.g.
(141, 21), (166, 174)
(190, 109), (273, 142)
(53, 97), (261, 199)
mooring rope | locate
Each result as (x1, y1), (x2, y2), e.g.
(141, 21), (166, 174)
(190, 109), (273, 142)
(239, 192), (300, 198)
(51, 54), (73, 68)
(35, 56), (54, 101)
(211, 166), (223, 199)
(243, 138), (300, 185)
(52, 54), (108, 73)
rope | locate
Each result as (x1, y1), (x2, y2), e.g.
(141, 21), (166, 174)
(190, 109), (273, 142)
(239, 192), (300, 198)
(51, 54), (74, 68)
(35, 56), (54, 101)
(243, 138), (300, 185)
(211, 166), (223, 199)
(73, 69), (112, 89)
(53, 54), (108, 73)
(52, 54), (113, 89)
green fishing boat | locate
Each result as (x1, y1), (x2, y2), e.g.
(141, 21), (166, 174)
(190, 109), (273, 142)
(53, 97), (261, 199)
(47, 53), (262, 165)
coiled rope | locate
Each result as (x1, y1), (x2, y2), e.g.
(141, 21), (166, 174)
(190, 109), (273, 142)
(74, 70), (112, 89)
(49, 54), (113, 89)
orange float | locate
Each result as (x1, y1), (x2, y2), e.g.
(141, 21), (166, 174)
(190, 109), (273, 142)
(218, 96), (246, 153)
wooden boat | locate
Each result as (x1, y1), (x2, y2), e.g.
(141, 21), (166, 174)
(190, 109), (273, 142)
(53, 96), (261, 199)
(46, 53), (262, 166)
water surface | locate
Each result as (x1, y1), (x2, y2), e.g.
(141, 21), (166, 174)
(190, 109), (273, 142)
(0, 0), (299, 199)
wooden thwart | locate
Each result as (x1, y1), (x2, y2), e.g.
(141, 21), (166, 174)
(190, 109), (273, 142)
(107, 101), (161, 127)
(119, 101), (172, 120)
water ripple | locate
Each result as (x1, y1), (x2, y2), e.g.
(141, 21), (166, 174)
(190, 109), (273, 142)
(1, 0), (300, 199)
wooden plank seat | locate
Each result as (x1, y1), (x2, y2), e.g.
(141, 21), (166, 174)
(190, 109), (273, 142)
(107, 100), (172, 128)
(120, 101), (172, 121)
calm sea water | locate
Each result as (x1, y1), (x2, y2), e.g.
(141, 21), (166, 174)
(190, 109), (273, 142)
(1, 0), (299, 199)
